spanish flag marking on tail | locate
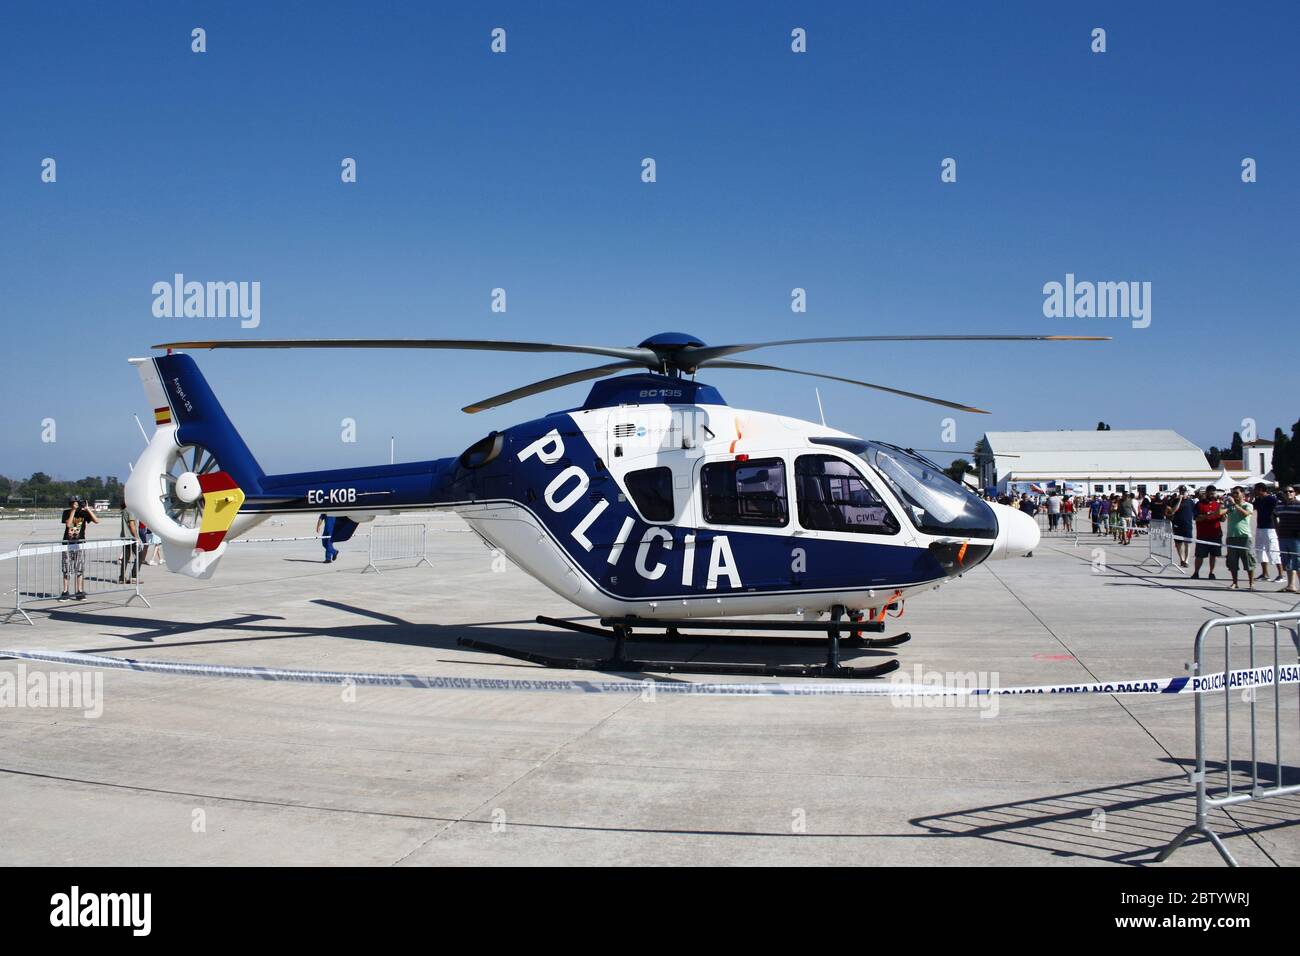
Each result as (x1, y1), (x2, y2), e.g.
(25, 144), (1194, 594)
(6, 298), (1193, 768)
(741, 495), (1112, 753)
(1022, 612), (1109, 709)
(154, 406), (172, 425)
(195, 471), (245, 552)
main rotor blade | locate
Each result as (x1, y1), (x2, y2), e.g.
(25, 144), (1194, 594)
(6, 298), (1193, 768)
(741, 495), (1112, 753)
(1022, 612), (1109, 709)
(462, 362), (643, 414)
(153, 338), (659, 365)
(684, 334), (1108, 365)
(701, 360), (991, 414)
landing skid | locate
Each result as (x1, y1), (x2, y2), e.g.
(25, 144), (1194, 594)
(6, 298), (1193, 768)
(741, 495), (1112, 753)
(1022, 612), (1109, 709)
(456, 606), (910, 679)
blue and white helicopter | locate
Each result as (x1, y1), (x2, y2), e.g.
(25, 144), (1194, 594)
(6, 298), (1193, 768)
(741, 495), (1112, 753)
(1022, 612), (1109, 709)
(125, 332), (1098, 678)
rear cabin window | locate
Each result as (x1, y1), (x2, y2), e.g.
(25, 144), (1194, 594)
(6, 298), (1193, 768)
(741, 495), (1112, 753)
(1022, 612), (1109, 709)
(795, 455), (899, 535)
(701, 458), (789, 527)
(624, 467), (675, 522)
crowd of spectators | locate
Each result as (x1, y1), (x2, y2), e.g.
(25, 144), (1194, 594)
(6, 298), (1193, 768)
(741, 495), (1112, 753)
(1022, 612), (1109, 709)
(991, 483), (1300, 593)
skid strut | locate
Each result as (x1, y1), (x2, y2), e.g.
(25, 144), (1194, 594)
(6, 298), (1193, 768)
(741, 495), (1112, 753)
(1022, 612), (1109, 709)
(456, 605), (910, 679)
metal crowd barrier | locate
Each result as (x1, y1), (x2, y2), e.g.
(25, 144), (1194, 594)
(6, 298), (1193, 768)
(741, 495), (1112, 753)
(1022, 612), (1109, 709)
(1156, 611), (1300, 866)
(1140, 519), (1182, 573)
(1034, 508), (1157, 547)
(362, 523), (434, 574)
(1032, 509), (1083, 544)
(2, 538), (151, 625)
(1144, 527), (1264, 579)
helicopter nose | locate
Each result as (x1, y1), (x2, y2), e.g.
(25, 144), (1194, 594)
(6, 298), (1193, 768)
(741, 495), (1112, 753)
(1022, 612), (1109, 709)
(989, 502), (1040, 558)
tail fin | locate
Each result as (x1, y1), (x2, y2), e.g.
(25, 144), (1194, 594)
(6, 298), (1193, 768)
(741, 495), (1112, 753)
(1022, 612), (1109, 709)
(138, 353), (265, 493)
(126, 353), (265, 579)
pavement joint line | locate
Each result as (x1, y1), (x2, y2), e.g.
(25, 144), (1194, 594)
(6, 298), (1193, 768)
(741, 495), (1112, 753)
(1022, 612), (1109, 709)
(0, 707), (1176, 789)
(3, 762), (935, 841)
(1036, 544), (1286, 867)
(2, 764), (1184, 845)
(977, 560), (1214, 861)
(0, 764), (465, 825)
(1046, 541), (1297, 613)
(1047, 538), (1297, 869)
(980, 562), (1113, 688)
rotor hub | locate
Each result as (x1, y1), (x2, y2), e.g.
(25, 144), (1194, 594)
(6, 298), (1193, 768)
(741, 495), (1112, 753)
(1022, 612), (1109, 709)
(636, 332), (707, 351)
(636, 332), (707, 375)
(175, 471), (202, 503)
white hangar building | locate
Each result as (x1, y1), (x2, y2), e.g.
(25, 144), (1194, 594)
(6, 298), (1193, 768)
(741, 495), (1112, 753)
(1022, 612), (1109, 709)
(975, 429), (1219, 496)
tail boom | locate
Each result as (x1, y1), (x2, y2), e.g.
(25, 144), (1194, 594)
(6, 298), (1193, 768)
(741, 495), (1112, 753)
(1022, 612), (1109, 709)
(126, 353), (461, 578)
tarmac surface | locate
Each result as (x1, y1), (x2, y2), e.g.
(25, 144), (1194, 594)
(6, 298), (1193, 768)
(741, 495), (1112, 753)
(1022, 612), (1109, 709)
(2, 514), (1297, 866)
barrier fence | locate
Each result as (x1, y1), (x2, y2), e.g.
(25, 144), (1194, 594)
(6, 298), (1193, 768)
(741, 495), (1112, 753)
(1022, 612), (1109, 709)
(1040, 513), (1296, 591)
(1, 523), (444, 622)
(1032, 510), (1081, 545)
(1035, 509), (1153, 547)
(1140, 519), (1178, 573)
(1140, 524), (1298, 589)
(1156, 610), (1300, 866)
(363, 523), (434, 574)
(2, 538), (150, 625)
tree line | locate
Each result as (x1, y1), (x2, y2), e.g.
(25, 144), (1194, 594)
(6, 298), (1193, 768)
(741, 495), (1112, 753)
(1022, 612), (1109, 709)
(1205, 419), (1300, 486)
(1, 473), (123, 509)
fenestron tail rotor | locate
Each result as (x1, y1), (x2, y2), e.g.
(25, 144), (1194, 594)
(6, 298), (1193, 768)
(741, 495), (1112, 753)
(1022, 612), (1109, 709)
(154, 330), (1109, 415)
(161, 444), (222, 528)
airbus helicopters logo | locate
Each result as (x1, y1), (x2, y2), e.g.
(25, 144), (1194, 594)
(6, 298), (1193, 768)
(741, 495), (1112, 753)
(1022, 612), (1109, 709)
(518, 429), (741, 588)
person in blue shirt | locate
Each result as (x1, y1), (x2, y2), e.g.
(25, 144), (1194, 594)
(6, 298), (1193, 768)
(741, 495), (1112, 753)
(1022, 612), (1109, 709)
(315, 513), (339, 563)
(1168, 486), (1197, 569)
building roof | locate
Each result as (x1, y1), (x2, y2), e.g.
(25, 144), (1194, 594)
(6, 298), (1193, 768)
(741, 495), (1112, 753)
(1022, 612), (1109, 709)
(979, 429), (1214, 476)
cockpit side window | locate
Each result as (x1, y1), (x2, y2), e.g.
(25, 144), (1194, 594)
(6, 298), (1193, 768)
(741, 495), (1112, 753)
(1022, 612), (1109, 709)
(795, 455), (899, 535)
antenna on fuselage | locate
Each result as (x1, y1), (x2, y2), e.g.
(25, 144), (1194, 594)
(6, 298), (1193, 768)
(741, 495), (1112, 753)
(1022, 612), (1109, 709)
(814, 388), (827, 427)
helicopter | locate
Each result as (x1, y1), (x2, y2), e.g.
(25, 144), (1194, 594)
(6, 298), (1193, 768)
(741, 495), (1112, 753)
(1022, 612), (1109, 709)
(123, 331), (1103, 678)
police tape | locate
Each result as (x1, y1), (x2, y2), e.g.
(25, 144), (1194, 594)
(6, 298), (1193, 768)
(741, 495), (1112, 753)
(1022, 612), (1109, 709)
(2, 648), (1299, 699)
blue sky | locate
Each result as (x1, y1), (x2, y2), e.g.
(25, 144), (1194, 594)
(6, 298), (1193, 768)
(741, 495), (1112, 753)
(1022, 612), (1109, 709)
(3, 1), (1297, 481)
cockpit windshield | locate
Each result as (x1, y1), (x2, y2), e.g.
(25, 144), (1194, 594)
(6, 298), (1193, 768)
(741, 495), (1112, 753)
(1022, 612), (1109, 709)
(811, 438), (998, 538)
